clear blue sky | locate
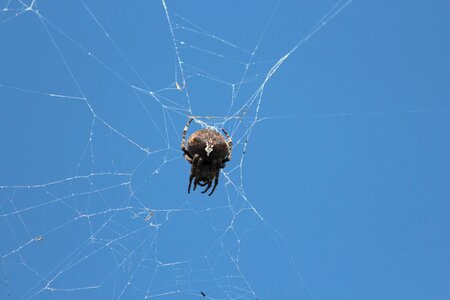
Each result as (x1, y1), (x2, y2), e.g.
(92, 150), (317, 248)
(1, 1), (449, 299)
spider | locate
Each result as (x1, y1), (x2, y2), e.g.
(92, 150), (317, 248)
(181, 118), (232, 196)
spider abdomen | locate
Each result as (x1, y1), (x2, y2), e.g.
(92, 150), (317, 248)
(187, 129), (229, 161)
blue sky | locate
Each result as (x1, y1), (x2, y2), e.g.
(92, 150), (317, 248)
(0, 0), (449, 299)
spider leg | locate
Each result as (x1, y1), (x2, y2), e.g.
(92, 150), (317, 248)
(184, 154), (193, 164)
(198, 181), (208, 187)
(193, 157), (204, 191)
(203, 160), (218, 194)
(201, 181), (212, 194)
(208, 170), (220, 196)
(221, 128), (232, 162)
(188, 154), (199, 193)
(188, 175), (194, 193)
(181, 118), (194, 159)
(193, 178), (199, 191)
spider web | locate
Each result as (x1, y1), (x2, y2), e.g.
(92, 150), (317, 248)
(0, 0), (358, 299)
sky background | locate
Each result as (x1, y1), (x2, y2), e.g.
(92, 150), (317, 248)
(0, 0), (449, 299)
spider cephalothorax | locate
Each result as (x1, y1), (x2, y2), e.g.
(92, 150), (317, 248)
(181, 118), (232, 196)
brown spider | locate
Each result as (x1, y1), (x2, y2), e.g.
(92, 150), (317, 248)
(181, 118), (232, 196)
